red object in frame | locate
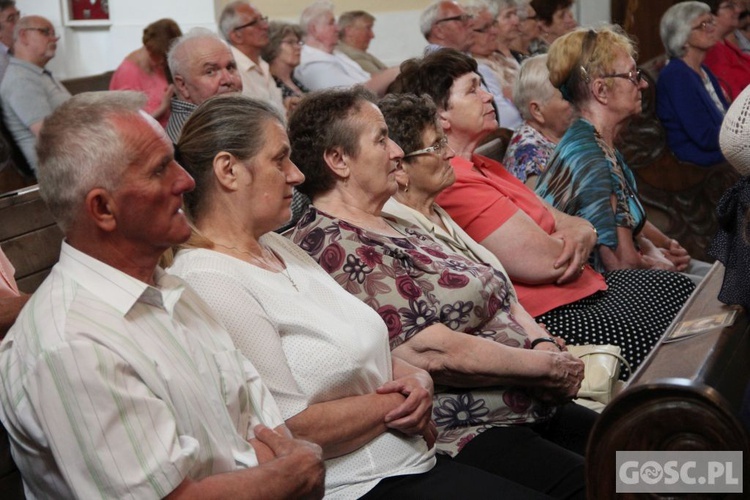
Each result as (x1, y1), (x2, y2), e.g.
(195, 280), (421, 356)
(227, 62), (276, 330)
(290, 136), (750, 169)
(70, 0), (109, 21)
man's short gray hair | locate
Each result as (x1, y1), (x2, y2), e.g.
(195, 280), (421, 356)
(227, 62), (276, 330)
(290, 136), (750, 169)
(167, 28), (227, 79)
(218, 0), (248, 41)
(660, 1), (709, 59)
(513, 54), (555, 121)
(419, 2), (444, 39)
(300, 0), (334, 36)
(36, 91), (147, 232)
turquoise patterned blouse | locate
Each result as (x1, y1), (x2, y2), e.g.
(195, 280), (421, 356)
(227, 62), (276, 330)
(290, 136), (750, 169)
(534, 119), (646, 272)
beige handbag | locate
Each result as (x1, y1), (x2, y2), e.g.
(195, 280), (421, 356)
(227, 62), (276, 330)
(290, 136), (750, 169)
(568, 345), (633, 404)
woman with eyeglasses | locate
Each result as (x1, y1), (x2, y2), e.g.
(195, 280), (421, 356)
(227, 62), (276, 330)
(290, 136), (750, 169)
(535, 26), (711, 281)
(657, 2), (729, 167)
(262, 22), (308, 113)
(703, 0), (750, 101)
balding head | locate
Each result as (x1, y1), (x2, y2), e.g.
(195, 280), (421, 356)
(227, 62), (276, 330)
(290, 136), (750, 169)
(167, 29), (242, 105)
(13, 15), (58, 67)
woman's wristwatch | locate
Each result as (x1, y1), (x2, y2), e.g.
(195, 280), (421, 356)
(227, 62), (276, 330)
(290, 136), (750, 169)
(530, 337), (563, 351)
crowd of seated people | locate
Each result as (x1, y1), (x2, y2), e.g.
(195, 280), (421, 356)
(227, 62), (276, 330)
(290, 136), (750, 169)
(3, 1), (749, 498)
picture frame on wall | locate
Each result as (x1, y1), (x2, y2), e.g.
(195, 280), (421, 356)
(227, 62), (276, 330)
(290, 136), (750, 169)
(62, 0), (111, 28)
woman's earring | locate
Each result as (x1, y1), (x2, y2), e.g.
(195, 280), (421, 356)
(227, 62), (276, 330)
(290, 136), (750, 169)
(403, 179), (409, 193)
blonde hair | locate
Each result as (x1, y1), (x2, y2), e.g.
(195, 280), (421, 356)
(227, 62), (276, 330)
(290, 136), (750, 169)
(547, 25), (637, 105)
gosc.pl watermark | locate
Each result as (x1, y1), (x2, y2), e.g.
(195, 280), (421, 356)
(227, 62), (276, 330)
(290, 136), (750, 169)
(616, 451), (742, 493)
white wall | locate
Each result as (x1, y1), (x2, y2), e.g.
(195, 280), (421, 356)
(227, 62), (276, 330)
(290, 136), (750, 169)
(19, 0), (610, 79)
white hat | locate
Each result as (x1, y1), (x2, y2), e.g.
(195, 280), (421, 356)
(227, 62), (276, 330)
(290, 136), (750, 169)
(720, 84), (750, 176)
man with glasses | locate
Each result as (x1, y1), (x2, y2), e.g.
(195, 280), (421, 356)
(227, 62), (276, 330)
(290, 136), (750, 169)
(0, 15), (69, 172)
(219, 1), (284, 114)
(0, 1), (19, 82)
(420, 1), (474, 53)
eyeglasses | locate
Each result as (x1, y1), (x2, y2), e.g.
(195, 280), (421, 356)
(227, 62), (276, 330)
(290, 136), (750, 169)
(24, 27), (57, 38)
(473, 21), (497, 34)
(435, 14), (473, 25)
(233, 16), (268, 31)
(281, 39), (304, 46)
(601, 68), (643, 86)
(692, 18), (717, 31)
(404, 137), (451, 158)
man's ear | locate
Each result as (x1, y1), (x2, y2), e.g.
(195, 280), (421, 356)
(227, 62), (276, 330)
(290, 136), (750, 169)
(228, 28), (243, 47)
(322, 146), (350, 180)
(173, 74), (189, 101)
(84, 188), (117, 233)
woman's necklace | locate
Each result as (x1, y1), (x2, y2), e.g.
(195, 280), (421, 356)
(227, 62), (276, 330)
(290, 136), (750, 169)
(214, 242), (299, 292)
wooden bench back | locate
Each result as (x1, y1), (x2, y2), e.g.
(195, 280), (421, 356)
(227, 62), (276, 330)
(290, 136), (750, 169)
(586, 263), (750, 497)
(0, 186), (63, 293)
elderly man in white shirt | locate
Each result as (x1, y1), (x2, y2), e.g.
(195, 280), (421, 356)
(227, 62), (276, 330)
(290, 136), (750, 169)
(218, 1), (285, 113)
(0, 91), (324, 499)
(295, 0), (398, 95)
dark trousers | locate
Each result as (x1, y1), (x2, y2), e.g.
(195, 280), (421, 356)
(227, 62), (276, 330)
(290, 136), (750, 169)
(452, 402), (597, 500)
(361, 454), (552, 499)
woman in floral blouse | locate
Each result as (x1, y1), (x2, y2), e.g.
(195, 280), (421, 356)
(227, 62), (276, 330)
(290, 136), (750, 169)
(288, 86), (594, 500)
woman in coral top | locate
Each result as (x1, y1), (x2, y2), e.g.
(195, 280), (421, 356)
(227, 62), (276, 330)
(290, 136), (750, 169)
(110, 18), (181, 127)
(703, 0), (750, 101)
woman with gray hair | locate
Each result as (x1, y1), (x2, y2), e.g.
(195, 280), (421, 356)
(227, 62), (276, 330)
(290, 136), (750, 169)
(503, 54), (574, 187)
(262, 22), (308, 112)
(656, 1), (727, 166)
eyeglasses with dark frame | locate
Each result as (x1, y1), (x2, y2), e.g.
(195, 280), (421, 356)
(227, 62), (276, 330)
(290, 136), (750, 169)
(233, 16), (269, 31)
(435, 14), (473, 25)
(473, 20), (497, 34)
(601, 68), (643, 86)
(24, 26), (57, 38)
(404, 137), (452, 158)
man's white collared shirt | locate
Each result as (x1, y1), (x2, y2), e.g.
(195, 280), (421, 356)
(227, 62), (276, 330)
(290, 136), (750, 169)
(0, 242), (283, 499)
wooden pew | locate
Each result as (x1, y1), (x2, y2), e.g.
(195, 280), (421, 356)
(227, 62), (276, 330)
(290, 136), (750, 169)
(0, 185), (62, 500)
(586, 263), (750, 498)
(0, 186), (63, 292)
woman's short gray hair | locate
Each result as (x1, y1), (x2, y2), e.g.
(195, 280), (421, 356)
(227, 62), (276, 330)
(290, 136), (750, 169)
(660, 1), (710, 59)
(36, 91), (147, 232)
(513, 54), (555, 121)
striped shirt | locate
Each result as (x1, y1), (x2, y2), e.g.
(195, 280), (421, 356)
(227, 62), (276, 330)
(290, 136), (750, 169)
(0, 242), (283, 499)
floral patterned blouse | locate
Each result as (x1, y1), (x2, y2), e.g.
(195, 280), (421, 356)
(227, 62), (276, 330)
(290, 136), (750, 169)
(503, 122), (557, 183)
(289, 207), (554, 457)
